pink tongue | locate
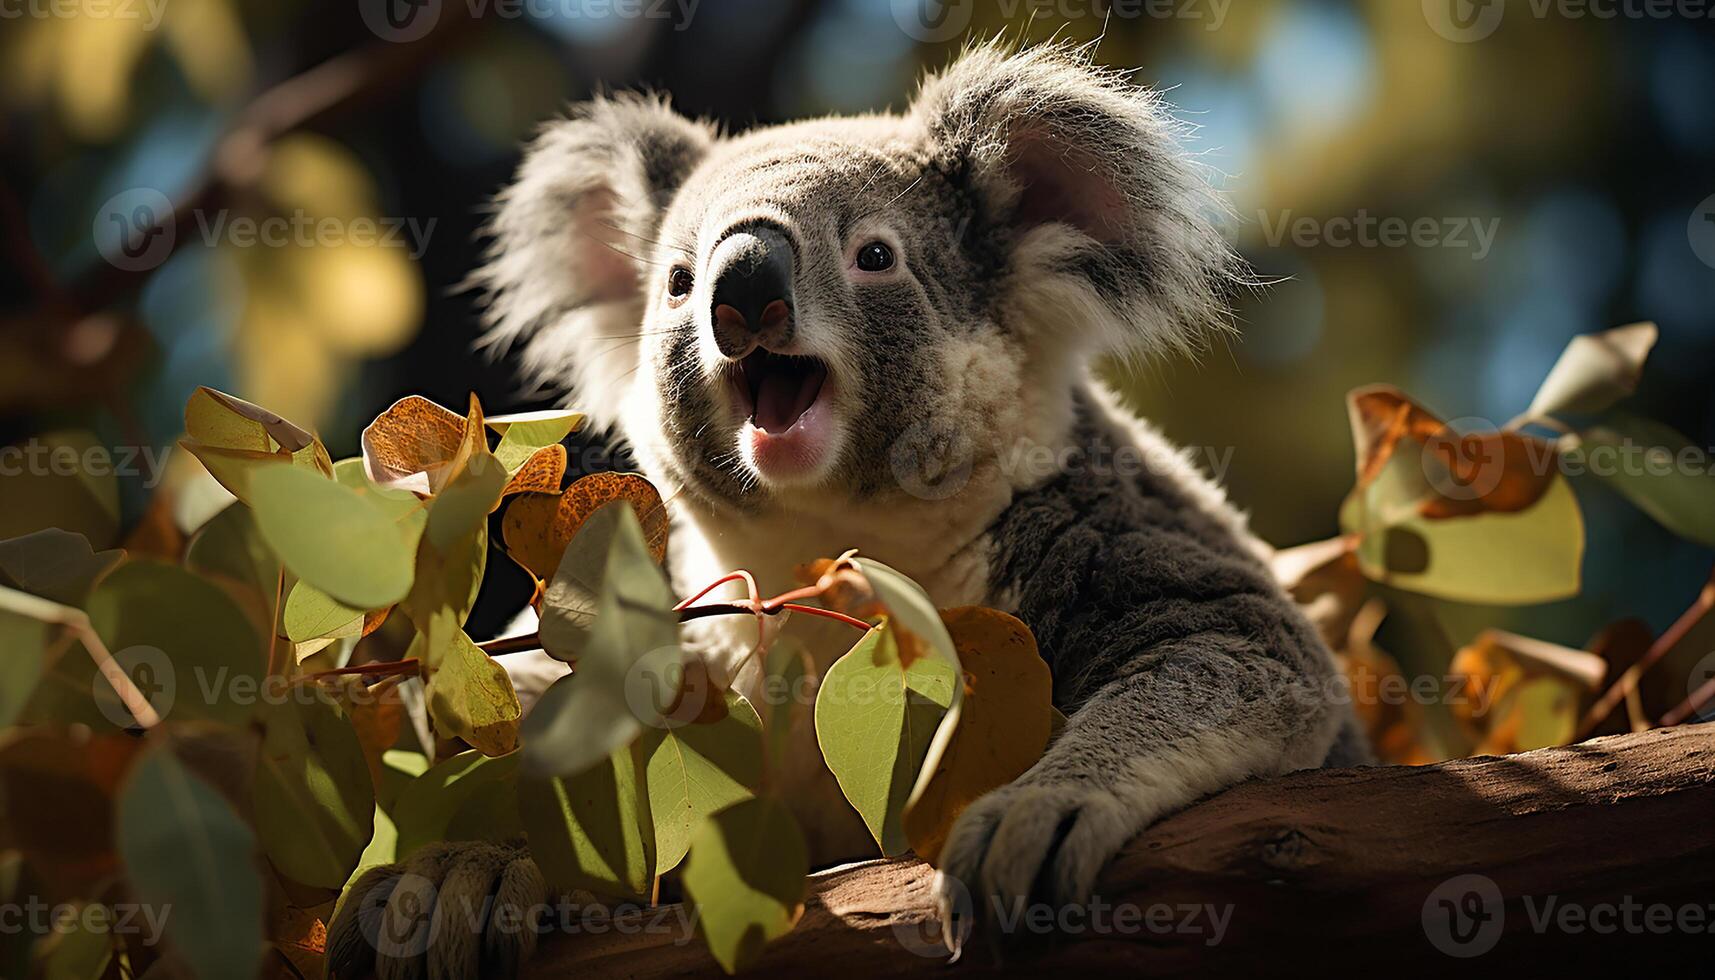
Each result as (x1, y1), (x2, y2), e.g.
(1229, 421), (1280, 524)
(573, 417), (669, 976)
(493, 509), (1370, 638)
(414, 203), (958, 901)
(754, 368), (822, 434)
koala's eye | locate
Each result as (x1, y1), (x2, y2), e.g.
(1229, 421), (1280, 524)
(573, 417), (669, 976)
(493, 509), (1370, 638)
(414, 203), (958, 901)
(855, 241), (895, 273)
(666, 266), (694, 302)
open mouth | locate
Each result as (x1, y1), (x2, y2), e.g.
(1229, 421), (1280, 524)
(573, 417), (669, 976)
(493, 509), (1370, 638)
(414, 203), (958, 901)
(737, 350), (829, 434)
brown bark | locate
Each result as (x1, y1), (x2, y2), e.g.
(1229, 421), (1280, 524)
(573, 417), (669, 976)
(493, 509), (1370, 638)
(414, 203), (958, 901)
(526, 724), (1715, 977)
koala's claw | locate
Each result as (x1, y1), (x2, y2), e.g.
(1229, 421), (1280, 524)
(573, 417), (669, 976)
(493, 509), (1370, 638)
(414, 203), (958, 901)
(933, 782), (1138, 952)
(327, 840), (547, 980)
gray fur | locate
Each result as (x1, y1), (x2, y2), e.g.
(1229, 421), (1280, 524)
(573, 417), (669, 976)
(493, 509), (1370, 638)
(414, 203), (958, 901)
(342, 42), (1358, 976)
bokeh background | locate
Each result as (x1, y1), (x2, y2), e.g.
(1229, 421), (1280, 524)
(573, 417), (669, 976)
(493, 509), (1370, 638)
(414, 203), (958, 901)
(4, 0), (1714, 647)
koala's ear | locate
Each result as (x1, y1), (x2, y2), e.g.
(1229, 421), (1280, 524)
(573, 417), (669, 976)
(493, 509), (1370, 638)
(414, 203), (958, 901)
(474, 93), (714, 410)
(911, 44), (1241, 359)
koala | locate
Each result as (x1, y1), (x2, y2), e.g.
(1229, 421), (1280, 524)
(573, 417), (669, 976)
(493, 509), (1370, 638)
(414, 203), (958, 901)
(329, 42), (1368, 978)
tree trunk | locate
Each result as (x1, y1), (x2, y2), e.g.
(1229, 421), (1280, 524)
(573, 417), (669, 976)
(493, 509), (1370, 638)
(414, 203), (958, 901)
(526, 724), (1715, 977)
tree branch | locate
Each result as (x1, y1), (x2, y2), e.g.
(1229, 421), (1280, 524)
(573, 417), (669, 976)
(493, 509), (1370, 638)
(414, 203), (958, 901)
(525, 725), (1715, 976)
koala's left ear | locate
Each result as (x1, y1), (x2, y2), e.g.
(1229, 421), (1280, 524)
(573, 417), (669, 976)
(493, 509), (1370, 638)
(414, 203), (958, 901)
(473, 93), (714, 416)
(911, 43), (1241, 359)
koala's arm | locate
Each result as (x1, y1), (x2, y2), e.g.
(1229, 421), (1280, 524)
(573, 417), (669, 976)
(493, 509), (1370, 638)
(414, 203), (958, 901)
(936, 442), (1355, 919)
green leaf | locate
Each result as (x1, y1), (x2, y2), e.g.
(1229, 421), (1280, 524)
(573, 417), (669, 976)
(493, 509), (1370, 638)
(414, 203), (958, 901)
(254, 692), (376, 889)
(391, 750), (521, 861)
(0, 431), (121, 548)
(27, 561), (263, 729)
(1341, 443), (1585, 605)
(1527, 322), (1657, 420)
(0, 529), (123, 606)
(849, 559), (966, 816)
(282, 580), (365, 643)
(180, 388), (333, 501)
(641, 691), (765, 874)
(523, 505), (681, 778)
(814, 621), (958, 856)
(249, 464), (417, 609)
(419, 610), (521, 757)
(487, 410), (584, 473)
(682, 796), (808, 974)
(1565, 414), (1715, 549)
(402, 451), (503, 627)
(762, 639), (808, 775)
(39, 903), (115, 980)
(518, 741), (655, 901)
(117, 743), (263, 980)
(185, 503), (285, 627)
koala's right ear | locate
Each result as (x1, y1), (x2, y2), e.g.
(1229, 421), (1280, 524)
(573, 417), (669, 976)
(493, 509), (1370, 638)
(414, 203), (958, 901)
(474, 94), (714, 414)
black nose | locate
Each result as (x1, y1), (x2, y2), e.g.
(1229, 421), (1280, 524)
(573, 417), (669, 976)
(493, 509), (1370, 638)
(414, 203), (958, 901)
(709, 226), (794, 358)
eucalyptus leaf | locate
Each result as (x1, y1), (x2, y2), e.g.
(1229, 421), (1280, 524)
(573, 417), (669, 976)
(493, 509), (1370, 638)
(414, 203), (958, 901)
(814, 621), (958, 856)
(249, 464), (417, 609)
(282, 580), (364, 643)
(523, 505), (681, 778)
(420, 609), (522, 757)
(1527, 322), (1658, 420)
(0, 529), (123, 606)
(517, 741), (655, 901)
(253, 692), (376, 889)
(681, 796), (808, 975)
(1565, 414), (1715, 549)
(0, 431), (120, 547)
(391, 750), (521, 861)
(27, 561), (263, 729)
(640, 691), (764, 873)
(117, 744), (263, 980)
(1342, 445), (1585, 604)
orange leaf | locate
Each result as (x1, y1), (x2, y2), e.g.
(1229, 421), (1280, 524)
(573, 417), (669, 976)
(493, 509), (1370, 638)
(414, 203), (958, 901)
(501, 472), (668, 582)
(360, 395), (469, 495)
(903, 607), (1053, 866)
(502, 444), (568, 496)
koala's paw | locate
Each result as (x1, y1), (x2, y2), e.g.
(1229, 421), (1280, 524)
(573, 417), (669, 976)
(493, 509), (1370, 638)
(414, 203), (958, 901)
(932, 781), (1140, 951)
(326, 839), (548, 980)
